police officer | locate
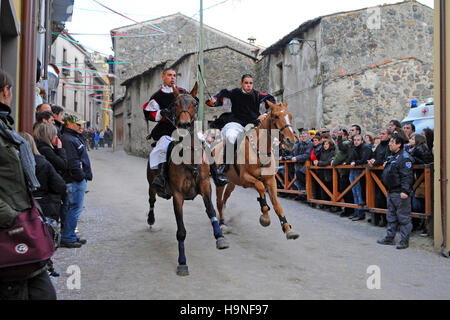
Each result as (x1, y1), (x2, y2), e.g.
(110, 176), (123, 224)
(377, 134), (414, 249)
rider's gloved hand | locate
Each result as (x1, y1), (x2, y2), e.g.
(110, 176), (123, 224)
(160, 108), (172, 119)
(206, 97), (217, 107)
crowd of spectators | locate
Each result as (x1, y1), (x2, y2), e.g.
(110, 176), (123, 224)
(82, 127), (113, 150)
(0, 68), (96, 299)
(277, 120), (434, 232)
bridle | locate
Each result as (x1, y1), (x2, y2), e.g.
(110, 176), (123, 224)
(269, 115), (294, 144)
(260, 110), (295, 148)
(174, 96), (197, 131)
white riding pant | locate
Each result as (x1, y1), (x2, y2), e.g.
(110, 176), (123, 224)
(221, 122), (245, 145)
(149, 135), (173, 169)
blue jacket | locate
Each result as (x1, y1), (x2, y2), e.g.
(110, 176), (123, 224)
(62, 128), (93, 183)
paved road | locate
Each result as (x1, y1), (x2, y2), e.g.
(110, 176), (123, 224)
(52, 148), (449, 300)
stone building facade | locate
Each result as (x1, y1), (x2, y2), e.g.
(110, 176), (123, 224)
(111, 13), (261, 101)
(113, 46), (256, 157)
(257, 1), (434, 134)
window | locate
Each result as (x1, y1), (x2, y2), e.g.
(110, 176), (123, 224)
(62, 48), (70, 76)
(74, 91), (78, 112)
(273, 62), (284, 102)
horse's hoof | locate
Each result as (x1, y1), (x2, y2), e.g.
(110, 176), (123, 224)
(176, 265), (189, 276)
(216, 237), (230, 250)
(147, 211), (155, 226)
(259, 215), (271, 227)
(286, 230), (300, 240)
(220, 224), (232, 234)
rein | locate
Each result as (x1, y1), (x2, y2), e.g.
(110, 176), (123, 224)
(170, 95), (203, 178)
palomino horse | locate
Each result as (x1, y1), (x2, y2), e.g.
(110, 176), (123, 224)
(215, 101), (300, 240)
(146, 83), (229, 276)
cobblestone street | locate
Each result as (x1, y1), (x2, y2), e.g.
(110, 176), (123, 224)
(51, 148), (449, 300)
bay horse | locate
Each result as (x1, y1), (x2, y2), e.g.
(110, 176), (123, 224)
(214, 101), (300, 240)
(146, 83), (229, 276)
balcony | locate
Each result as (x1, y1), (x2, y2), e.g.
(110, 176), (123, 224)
(62, 61), (71, 77)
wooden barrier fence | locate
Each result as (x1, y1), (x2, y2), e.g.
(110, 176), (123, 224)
(276, 160), (433, 219)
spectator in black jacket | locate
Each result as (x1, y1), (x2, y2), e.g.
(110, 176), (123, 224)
(409, 133), (433, 229)
(368, 129), (392, 168)
(421, 128), (434, 154)
(60, 115), (91, 248)
(316, 138), (336, 207)
(33, 123), (67, 176)
(51, 105), (65, 138)
(348, 135), (373, 221)
(19, 132), (66, 221)
(310, 135), (323, 203)
(409, 134), (433, 165)
(292, 131), (313, 192)
(367, 128), (392, 226)
(332, 129), (355, 217)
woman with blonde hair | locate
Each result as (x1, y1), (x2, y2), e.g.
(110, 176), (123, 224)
(19, 132), (66, 221)
(33, 122), (67, 176)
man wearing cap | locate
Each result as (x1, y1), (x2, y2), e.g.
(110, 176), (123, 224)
(60, 115), (92, 248)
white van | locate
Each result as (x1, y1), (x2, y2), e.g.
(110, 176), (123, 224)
(401, 98), (434, 133)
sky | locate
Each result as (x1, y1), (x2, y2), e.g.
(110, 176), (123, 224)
(65, 0), (435, 56)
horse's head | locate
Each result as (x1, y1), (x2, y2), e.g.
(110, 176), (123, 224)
(266, 100), (297, 151)
(173, 82), (198, 130)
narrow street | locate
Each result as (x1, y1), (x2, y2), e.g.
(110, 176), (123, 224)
(52, 148), (449, 300)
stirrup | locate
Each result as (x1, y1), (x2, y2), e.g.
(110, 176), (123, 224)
(210, 164), (229, 187)
(216, 164), (229, 175)
(152, 166), (172, 199)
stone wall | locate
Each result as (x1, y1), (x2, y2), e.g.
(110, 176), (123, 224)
(319, 2), (434, 83)
(319, 1), (434, 133)
(323, 57), (434, 134)
(112, 14), (259, 100)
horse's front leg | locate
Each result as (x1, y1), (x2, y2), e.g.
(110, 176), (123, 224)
(215, 185), (226, 226)
(215, 183), (235, 233)
(173, 191), (189, 276)
(147, 162), (156, 226)
(201, 179), (229, 250)
(241, 172), (271, 227)
(266, 177), (299, 240)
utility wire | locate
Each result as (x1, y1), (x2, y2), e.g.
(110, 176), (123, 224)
(90, 0), (167, 34)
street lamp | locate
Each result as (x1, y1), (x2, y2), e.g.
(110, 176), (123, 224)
(288, 38), (317, 55)
(288, 39), (301, 55)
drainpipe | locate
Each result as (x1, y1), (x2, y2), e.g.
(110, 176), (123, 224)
(19, 0), (37, 132)
(43, 0), (52, 81)
(439, 0), (448, 256)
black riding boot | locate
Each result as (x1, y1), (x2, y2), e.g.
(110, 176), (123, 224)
(151, 163), (171, 200)
(210, 163), (229, 187)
